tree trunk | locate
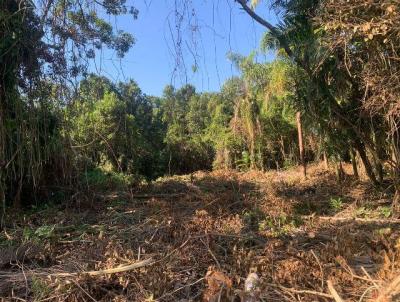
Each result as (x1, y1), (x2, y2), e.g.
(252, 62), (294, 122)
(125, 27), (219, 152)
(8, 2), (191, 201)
(390, 118), (400, 213)
(323, 151), (329, 170)
(336, 161), (345, 182)
(168, 151), (172, 176)
(258, 144), (263, 171)
(350, 148), (359, 179)
(373, 123), (387, 183)
(280, 136), (286, 162)
(250, 140), (256, 170)
(13, 176), (23, 209)
(353, 140), (378, 186)
(0, 87), (6, 228)
(373, 158), (384, 183)
(296, 111), (306, 179)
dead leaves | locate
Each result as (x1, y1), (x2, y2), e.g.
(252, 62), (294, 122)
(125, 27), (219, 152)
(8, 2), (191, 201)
(203, 268), (233, 302)
(3, 165), (400, 301)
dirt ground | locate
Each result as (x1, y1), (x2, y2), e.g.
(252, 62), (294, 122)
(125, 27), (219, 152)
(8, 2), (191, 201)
(1, 163), (400, 301)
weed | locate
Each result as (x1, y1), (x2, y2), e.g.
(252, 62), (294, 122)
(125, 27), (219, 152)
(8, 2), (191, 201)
(31, 276), (51, 301)
(242, 208), (265, 230)
(82, 168), (135, 191)
(375, 227), (391, 235)
(355, 206), (372, 218)
(283, 159), (296, 170)
(293, 200), (318, 215)
(0, 234), (17, 247)
(235, 151), (251, 171)
(23, 225), (56, 242)
(379, 206), (392, 218)
(258, 214), (302, 237)
(329, 197), (343, 212)
(109, 199), (129, 207)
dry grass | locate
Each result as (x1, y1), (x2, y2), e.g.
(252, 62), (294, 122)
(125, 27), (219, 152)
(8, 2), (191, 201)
(1, 163), (400, 301)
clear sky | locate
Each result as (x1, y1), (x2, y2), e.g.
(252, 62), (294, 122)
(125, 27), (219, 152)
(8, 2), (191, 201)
(93, 0), (278, 96)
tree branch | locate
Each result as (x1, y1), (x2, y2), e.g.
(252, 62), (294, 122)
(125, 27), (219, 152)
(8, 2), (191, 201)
(235, 0), (294, 59)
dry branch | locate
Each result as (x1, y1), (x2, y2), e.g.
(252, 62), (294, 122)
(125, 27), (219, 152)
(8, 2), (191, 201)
(130, 193), (186, 199)
(303, 216), (400, 224)
(0, 257), (154, 284)
(269, 283), (334, 299)
(327, 280), (344, 302)
(50, 257), (154, 277)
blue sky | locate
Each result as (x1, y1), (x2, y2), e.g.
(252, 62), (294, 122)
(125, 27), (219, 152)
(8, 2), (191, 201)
(94, 0), (278, 96)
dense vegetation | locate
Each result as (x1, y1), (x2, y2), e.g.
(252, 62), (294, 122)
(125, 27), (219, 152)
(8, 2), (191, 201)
(2, 1), (400, 301)
(1, 0), (399, 217)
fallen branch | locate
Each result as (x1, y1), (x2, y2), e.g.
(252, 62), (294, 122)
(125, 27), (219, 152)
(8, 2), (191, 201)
(50, 257), (154, 277)
(0, 257), (154, 282)
(327, 280), (344, 302)
(302, 215), (400, 224)
(130, 193), (186, 199)
(268, 283), (334, 299)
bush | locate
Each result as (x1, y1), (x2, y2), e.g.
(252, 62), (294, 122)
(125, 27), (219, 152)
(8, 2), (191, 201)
(81, 168), (138, 191)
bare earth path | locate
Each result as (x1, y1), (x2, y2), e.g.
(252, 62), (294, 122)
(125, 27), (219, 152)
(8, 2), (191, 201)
(1, 164), (400, 301)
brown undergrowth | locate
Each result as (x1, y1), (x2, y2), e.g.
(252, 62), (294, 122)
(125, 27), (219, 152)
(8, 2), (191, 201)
(1, 164), (400, 301)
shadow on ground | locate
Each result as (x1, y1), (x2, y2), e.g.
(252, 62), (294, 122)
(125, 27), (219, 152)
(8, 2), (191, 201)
(1, 164), (399, 301)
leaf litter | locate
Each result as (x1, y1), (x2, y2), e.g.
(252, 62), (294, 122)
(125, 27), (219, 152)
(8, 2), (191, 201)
(1, 163), (400, 301)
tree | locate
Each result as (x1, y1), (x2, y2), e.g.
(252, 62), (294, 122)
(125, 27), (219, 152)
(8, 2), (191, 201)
(160, 84), (214, 174)
(237, 0), (383, 185)
(317, 0), (400, 197)
(68, 75), (166, 180)
(296, 112), (306, 178)
(0, 0), (137, 216)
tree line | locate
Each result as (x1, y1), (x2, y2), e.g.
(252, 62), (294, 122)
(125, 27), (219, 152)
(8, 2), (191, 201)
(0, 0), (399, 218)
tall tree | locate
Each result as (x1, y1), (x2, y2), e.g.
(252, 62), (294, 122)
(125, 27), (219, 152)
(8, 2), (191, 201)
(0, 0), (136, 214)
(236, 0), (381, 185)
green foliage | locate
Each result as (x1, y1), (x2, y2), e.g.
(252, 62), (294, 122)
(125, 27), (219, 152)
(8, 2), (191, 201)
(82, 168), (135, 191)
(65, 55), (303, 181)
(329, 197), (343, 212)
(355, 206), (372, 218)
(236, 151), (252, 171)
(23, 225), (56, 242)
(293, 200), (319, 215)
(379, 206), (392, 218)
(224, 53), (298, 170)
(262, 0), (399, 186)
(258, 214), (303, 237)
(68, 75), (166, 180)
(2, 0), (398, 215)
(31, 276), (52, 301)
(242, 208), (266, 230)
(0, 0), (137, 215)
(160, 85), (214, 174)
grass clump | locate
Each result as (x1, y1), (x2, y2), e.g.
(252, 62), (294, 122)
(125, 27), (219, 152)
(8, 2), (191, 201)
(31, 276), (51, 301)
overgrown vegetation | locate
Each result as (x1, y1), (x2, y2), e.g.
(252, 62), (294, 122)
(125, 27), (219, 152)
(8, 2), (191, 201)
(1, 0), (400, 300)
(2, 0), (399, 211)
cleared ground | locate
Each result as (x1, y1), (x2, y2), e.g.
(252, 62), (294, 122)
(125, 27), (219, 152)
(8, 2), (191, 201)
(1, 164), (400, 301)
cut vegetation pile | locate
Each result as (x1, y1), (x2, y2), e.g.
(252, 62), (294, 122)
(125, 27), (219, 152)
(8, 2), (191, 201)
(1, 164), (400, 301)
